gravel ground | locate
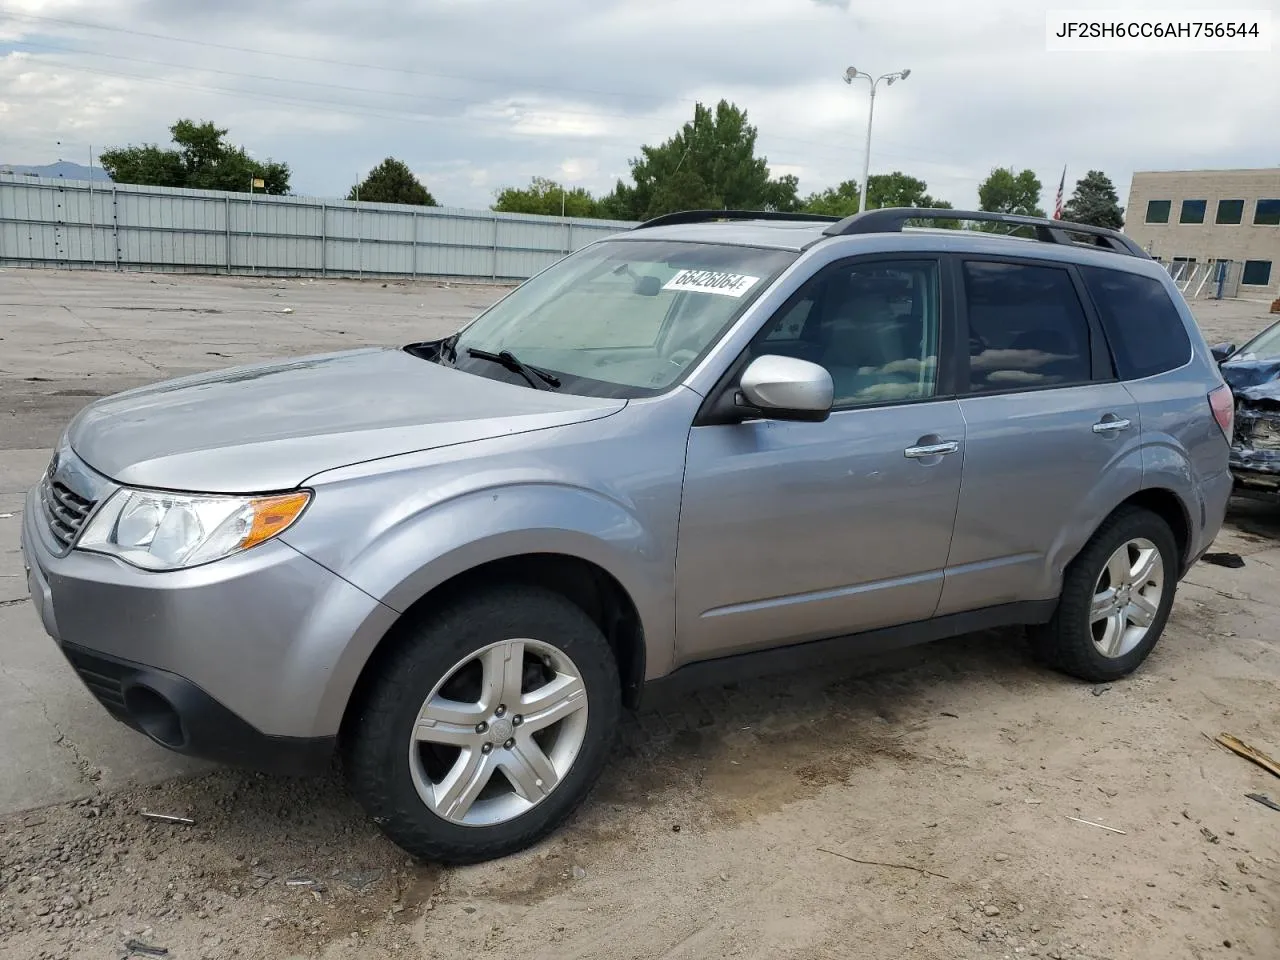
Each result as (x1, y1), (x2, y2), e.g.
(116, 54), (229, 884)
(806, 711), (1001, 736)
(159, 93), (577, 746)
(1, 273), (1278, 960)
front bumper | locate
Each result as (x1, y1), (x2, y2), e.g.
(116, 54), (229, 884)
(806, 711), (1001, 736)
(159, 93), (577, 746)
(20, 480), (399, 774)
(57, 643), (335, 775)
(1229, 450), (1280, 502)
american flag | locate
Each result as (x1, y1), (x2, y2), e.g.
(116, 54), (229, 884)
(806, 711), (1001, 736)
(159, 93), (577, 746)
(1053, 166), (1066, 219)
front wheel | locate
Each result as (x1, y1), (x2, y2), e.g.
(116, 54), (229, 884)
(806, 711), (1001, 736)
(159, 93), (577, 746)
(1031, 506), (1179, 683)
(343, 585), (621, 863)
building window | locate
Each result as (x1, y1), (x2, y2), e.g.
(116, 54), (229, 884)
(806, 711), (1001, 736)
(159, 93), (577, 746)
(1242, 261), (1273, 286)
(1179, 200), (1207, 224)
(1256, 199), (1280, 225)
(1216, 199), (1244, 224)
(1145, 200), (1171, 224)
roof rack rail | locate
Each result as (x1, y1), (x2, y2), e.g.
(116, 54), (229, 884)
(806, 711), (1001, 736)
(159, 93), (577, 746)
(634, 209), (842, 230)
(822, 208), (1148, 258)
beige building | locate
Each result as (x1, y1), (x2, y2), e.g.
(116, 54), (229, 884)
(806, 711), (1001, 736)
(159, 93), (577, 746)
(1124, 168), (1280, 296)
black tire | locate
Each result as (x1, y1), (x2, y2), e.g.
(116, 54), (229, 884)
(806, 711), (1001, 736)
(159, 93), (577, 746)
(342, 584), (621, 864)
(1030, 506), (1179, 683)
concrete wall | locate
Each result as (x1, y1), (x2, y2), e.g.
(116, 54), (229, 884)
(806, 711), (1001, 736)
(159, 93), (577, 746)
(1125, 169), (1280, 296)
(0, 173), (636, 280)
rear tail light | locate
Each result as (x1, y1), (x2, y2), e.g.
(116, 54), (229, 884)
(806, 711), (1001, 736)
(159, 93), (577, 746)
(1209, 384), (1234, 440)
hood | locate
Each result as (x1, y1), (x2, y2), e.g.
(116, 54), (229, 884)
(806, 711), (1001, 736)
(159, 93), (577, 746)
(1220, 356), (1280, 403)
(68, 347), (625, 493)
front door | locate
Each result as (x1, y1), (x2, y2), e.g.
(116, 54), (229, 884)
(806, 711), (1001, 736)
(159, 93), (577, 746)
(674, 256), (964, 665)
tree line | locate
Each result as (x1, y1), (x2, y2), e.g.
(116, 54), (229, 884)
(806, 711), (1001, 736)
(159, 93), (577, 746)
(98, 107), (1124, 229)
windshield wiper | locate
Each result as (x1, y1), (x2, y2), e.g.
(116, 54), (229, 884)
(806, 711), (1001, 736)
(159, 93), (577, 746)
(465, 347), (560, 390)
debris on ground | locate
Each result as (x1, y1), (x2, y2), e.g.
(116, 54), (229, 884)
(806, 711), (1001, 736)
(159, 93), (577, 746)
(138, 811), (195, 825)
(816, 847), (950, 880)
(333, 867), (384, 893)
(1246, 793), (1280, 812)
(1201, 552), (1246, 569)
(1065, 816), (1126, 835)
(1092, 685), (1111, 696)
(1213, 733), (1280, 779)
(123, 939), (170, 957)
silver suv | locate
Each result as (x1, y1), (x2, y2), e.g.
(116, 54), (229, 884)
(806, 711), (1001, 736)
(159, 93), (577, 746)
(21, 208), (1234, 863)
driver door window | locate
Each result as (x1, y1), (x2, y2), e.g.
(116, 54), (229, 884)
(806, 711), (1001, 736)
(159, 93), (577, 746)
(754, 260), (941, 408)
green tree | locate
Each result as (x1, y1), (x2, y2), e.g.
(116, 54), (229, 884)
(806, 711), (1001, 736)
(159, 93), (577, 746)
(802, 179), (860, 217)
(349, 158), (436, 206)
(977, 167), (1045, 218)
(1062, 170), (1124, 229)
(492, 176), (598, 217)
(599, 100), (799, 220)
(95, 143), (186, 189)
(801, 171), (954, 217)
(100, 120), (290, 194)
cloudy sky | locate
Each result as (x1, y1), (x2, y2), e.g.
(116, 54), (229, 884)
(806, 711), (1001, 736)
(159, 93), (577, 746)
(1, 0), (1276, 214)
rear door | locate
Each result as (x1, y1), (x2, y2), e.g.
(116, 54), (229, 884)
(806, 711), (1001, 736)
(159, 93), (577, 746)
(937, 256), (1142, 615)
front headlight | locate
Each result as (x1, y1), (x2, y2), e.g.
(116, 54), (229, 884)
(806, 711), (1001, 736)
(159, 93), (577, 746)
(77, 488), (312, 570)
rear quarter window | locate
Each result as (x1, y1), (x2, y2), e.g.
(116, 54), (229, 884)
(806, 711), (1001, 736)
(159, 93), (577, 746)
(1080, 266), (1191, 380)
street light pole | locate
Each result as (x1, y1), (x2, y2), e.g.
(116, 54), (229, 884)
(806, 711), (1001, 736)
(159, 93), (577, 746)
(842, 66), (911, 215)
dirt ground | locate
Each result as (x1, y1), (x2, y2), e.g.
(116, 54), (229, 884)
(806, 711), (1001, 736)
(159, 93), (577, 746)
(1, 272), (1278, 960)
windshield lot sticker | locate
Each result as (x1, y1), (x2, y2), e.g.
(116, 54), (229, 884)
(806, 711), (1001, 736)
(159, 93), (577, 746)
(662, 269), (760, 297)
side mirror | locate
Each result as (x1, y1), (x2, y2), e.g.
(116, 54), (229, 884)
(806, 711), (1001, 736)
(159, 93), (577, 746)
(739, 355), (833, 422)
(1210, 342), (1237, 364)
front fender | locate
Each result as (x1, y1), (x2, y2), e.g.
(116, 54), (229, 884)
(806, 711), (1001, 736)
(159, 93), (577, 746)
(363, 483), (668, 616)
(289, 481), (677, 736)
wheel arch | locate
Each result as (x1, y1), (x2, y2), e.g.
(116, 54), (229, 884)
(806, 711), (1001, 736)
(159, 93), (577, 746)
(339, 552), (648, 745)
(1057, 485), (1193, 586)
(1121, 487), (1192, 571)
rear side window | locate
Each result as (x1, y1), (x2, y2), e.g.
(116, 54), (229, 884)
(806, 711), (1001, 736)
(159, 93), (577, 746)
(1080, 267), (1191, 379)
(961, 261), (1093, 393)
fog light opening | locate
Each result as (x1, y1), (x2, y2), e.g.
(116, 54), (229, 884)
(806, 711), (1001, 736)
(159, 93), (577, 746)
(124, 685), (186, 748)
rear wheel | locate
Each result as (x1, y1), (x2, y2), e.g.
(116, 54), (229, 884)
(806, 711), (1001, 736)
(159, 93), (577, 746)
(1031, 507), (1178, 683)
(343, 585), (621, 863)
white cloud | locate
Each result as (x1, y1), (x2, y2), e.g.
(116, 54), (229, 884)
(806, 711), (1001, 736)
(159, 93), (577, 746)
(0, 0), (1274, 213)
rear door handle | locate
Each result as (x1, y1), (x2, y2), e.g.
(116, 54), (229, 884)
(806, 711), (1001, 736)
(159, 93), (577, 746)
(904, 441), (960, 459)
(1092, 416), (1132, 435)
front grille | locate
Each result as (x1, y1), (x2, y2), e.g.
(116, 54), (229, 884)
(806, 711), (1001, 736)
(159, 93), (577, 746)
(39, 474), (97, 551)
(62, 646), (129, 716)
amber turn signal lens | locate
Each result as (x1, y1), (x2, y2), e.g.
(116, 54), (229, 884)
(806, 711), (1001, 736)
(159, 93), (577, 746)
(242, 491), (312, 549)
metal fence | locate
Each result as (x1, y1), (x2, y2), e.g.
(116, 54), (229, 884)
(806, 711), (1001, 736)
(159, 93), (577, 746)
(0, 173), (636, 280)
(1157, 258), (1245, 300)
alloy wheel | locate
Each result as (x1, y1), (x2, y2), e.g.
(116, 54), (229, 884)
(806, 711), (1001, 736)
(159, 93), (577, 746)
(1090, 537), (1165, 659)
(407, 638), (589, 826)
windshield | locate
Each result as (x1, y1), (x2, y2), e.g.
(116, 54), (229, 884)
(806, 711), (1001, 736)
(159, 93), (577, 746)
(1234, 320), (1280, 362)
(448, 239), (798, 398)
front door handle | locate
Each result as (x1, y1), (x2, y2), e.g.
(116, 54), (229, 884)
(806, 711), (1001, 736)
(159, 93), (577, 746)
(904, 440), (960, 459)
(1092, 416), (1132, 435)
